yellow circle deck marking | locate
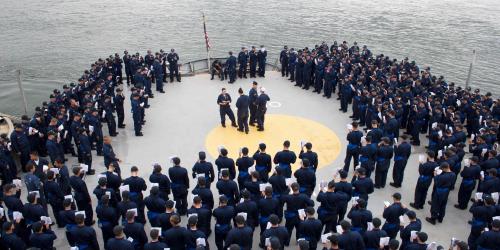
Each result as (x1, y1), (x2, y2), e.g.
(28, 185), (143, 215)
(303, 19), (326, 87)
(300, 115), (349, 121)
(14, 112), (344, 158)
(205, 114), (342, 171)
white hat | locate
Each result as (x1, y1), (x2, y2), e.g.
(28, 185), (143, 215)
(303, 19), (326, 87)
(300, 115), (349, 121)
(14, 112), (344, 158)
(260, 87), (266, 92)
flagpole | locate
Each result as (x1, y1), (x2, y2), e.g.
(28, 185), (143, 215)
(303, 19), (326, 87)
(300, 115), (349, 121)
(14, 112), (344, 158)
(202, 12), (211, 72)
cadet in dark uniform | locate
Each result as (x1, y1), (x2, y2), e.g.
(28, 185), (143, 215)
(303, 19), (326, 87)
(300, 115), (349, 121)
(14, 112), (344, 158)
(390, 135), (412, 188)
(217, 88), (237, 128)
(281, 182), (314, 242)
(144, 228), (167, 250)
(375, 137), (394, 188)
(273, 140), (297, 178)
(188, 196), (212, 237)
(425, 162), (456, 224)
(192, 151), (215, 188)
(238, 47), (249, 79)
(235, 190), (259, 230)
(131, 94), (143, 136)
(96, 195), (119, 244)
(224, 214), (254, 249)
(10, 123), (31, 172)
(294, 159), (316, 197)
(248, 81), (259, 126)
(103, 136), (120, 170)
(258, 186), (281, 233)
(299, 142), (318, 172)
(363, 218), (388, 250)
(257, 45), (267, 77)
(236, 88), (250, 133)
(152, 58), (165, 93)
(249, 46), (258, 78)
(168, 157), (189, 215)
(149, 164), (171, 201)
(114, 88), (125, 128)
(399, 210), (421, 250)
(45, 170), (65, 227)
(236, 147), (254, 188)
(255, 87), (270, 131)
(144, 186), (166, 227)
(253, 143), (272, 183)
(167, 49), (180, 82)
(123, 51), (132, 85)
(337, 220), (365, 250)
(157, 200), (176, 233)
(213, 195), (235, 250)
(343, 122), (363, 173)
(192, 177), (214, 210)
(382, 193), (408, 239)
(69, 166), (94, 226)
(2, 221), (27, 250)
(123, 166), (147, 224)
(215, 148), (236, 180)
(280, 46), (289, 77)
(124, 210), (148, 250)
(297, 207), (322, 250)
(260, 214), (289, 249)
(226, 51), (237, 83)
(475, 219), (500, 250)
(410, 151), (438, 210)
(455, 156), (481, 210)
(216, 169), (239, 206)
(70, 214), (100, 250)
(29, 221), (57, 250)
(164, 214), (190, 249)
(352, 167), (374, 204)
(106, 225), (134, 250)
(317, 181), (343, 233)
(347, 198), (372, 234)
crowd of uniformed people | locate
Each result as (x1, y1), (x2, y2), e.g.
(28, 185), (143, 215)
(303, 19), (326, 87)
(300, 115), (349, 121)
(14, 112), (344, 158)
(0, 42), (499, 250)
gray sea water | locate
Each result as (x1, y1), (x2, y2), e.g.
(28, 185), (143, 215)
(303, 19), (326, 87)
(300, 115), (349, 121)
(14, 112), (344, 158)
(1, 0), (499, 116)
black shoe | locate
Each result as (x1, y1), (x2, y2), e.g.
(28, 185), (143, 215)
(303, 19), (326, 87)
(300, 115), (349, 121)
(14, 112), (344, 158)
(135, 132), (143, 136)
(389, 182), (400, 188)
(237, 129), (244, 132)
(257, 128), (264, 131)
(409, 203), (419, 209)
(118, 125), (126, 128)
(86, 170), (95, 175)
(231, 123), (238, 128)
(425, 217), (436, 225)
(159, 90), (165, 93)
(249, 123), (255, 127)
(454, 204), (466, 210)
(222, 124), (226, 128)
(245, 131), (249, 134)
(427, 201), (432, 205)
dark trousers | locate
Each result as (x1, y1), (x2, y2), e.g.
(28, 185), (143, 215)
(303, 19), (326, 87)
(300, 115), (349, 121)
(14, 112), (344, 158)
(256, 108), (267, 129)
(457, 181), (475, 208)
(125, 66), (132, 84)
(169, 64), (180, 82)
(320, 214), (338, 234)
(375, 161), (390, 188)
(173, 192), (188, 215)
(116, 108), (125, 127)
(258, 61), (266, 77)
(220, 108), (236, 126)
(133, 113), (142, 134)
(412, 122), (423, 144)
(76, 199), (94, 226)
(289, 66), (295, 81)
(156, 74), (164, 91)
(392, 159), (408, 186)
(211, 69), (224, 80)
(237, 112), (249, 132)
(343, 147), (359, 173)
(281, 63), (288, 77)
(413, 181), (431, 208)
(215, 230), (228, 250)
(238, 63), (247, 78)
(50, 202), (64, 226)
(249, 105), (257, 124)
(430, 191), (449, 221)
(249, 63), (257, 77)
(285, 216), (299, 245)
(228, 68), (236, 82)
(106, 114), (117, 136)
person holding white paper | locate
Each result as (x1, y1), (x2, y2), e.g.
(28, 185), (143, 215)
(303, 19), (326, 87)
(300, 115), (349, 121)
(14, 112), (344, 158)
(235, 190), (259, 231)
(215, 148), (237, 180)
(186, 196), (212, 237)
(185, 215), (208, 250)
(337, 220), (365, 250)
(299, 142), (319, 172)
(123, 166), (148, 223)
(77, 128), (95, 175)
(406, 231), (429, 250)
(144, 186), (167, 228)
(243, 171), (263, 202)
(192, 177), (215, 210)
(410, 151), (438, 210)
(343, 122), (363, 174)
(318, 180), (348, 233)
(143, 227), (167, 250)
(29, 221), (55, 249)
(382, 192), (408, 239)
(216, 170), (239, 207)
(399, 210), (422, 249)
(273, 140), (297, 178)
(106, 224), (135, 250)
(123, 210), (148, 248)
(260, 214), (289, 249)
(1, 221), (27, 249)
(224, 214), (254, 249)
(374, 137), (393, 189)
(149, 164), (171, 201)
(296, 207), (323, 250)
(455, 156), (481, 210)
(294, 159), (316, 197)
(425, 162), (456, 225)
(347, 198), (372, 234)
(390, 134), (412, 188)
(69, 166), (94, 226)
(281, 182), (314, 243)
(352, 167), (374, 204)
(69, 213), (100, 250)
(192, 151), (215, 188)
(213, 196), (236, 250)
(235, 147), (254, 187)
(257, 187), (281, 233)
(253, 143), (272, 183)
(363, 218), (388, 249)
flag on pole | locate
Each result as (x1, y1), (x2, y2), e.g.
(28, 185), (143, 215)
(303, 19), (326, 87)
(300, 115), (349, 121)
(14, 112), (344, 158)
(203, 13), (211, 51)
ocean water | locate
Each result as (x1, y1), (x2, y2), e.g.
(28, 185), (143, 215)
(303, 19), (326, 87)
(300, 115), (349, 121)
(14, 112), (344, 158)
(1, 0), (499, 116)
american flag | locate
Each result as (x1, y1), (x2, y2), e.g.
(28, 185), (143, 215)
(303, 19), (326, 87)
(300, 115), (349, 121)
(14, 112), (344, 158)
(203, 13), (210, 51)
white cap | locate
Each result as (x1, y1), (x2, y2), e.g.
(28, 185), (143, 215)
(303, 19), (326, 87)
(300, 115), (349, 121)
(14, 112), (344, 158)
(260, 87), (266, 92)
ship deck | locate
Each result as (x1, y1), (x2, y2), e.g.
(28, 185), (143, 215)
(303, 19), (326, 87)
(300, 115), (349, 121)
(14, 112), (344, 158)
(32, 71), (469, 249)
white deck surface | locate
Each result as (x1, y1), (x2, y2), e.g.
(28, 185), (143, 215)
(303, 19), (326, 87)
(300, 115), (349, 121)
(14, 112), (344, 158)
(28, 71), (470, 249)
